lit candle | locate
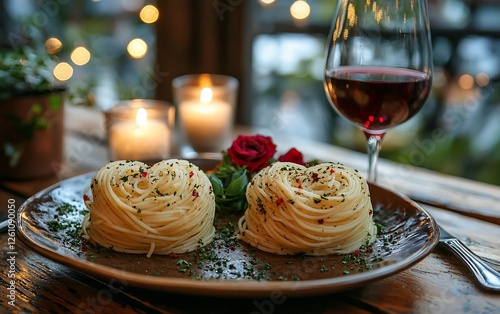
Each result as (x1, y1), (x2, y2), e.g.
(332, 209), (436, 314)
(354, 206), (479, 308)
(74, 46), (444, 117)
(109, 107), (170, 160)
(179, 86), (233, 152)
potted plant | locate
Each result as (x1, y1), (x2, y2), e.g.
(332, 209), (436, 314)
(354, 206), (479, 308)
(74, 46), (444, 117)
(0, 47), (65, 180)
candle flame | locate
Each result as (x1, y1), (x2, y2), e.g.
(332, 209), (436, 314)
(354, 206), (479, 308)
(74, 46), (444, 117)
(200, 87), (213, 103)
(136, 108), (148, 127)
(199, 74), (212, 87)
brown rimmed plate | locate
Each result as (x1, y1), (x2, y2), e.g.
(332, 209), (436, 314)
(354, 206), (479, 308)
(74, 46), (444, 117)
(16, 157), (439, 298)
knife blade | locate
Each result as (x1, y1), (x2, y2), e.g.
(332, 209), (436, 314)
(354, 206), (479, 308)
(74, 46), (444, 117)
(438, 225), (500, 291)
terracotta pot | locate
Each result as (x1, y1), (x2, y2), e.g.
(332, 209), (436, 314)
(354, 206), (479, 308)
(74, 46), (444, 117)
(0, 92), (64, 180)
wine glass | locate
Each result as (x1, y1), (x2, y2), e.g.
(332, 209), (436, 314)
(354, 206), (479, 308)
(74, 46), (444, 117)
(324, 0), (433, 182)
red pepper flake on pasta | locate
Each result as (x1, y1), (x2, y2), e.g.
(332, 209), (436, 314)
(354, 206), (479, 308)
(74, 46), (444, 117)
(317, 218), (324, 224)
(83, 194), (90, 202)
(189, 171), (194, 178)
(192, 190), (199, 199)
(275, 198), (284, 206)
(312, 172), (319, 182)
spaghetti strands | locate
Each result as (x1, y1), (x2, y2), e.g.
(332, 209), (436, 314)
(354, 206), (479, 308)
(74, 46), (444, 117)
(82, 159), (216, 257)
(238, 162), (377, 255)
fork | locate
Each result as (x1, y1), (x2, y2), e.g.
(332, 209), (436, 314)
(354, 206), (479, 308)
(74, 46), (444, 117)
(439, 226), (500, 292)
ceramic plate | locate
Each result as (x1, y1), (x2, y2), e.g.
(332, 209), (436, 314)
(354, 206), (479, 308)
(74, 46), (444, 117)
(16, 158), (439, 297)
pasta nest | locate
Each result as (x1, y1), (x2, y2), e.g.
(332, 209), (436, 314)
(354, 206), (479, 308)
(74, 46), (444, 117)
(82, 159), (216, 257)
(238, 162), (377, 255)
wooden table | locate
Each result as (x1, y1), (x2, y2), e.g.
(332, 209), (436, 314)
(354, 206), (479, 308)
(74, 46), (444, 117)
(1, 123), (499, 313)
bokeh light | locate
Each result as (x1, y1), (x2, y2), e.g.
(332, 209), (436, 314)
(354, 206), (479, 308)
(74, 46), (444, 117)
(53, 62), (74, 81)
(290, 0), (310, 20)
(259, 0), (276, 6)
(475, 72), (490, 87)
(45, 37), (62, 54)
(140, 4), (159, 23)
(457, 73), (474, 90)
(127, 38), (148, 58)
(71, 46), (91, 66)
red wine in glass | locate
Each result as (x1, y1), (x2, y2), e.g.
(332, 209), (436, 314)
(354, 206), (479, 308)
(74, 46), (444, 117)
(325, 66), (431, 134)
(324, 0), (433, 182)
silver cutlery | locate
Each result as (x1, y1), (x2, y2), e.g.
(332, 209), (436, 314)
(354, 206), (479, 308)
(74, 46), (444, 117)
(439, 226), (500, 292)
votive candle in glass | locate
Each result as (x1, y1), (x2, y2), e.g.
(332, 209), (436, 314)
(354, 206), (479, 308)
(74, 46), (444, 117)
(105, 99), (175, 161)
(172, 74), (239, 153)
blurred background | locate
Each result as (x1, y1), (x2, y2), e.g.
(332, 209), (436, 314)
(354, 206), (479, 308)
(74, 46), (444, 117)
(1, 0), (499, 185)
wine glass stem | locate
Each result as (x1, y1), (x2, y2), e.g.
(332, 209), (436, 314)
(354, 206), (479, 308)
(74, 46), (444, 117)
(366, 134), (384, 183)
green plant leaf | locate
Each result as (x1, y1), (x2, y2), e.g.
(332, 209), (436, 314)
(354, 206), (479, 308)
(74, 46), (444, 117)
(0, 47), (59, 101)
(48, 94), (61, 111)
(231, 199), (247, 210)
(208, 174), (224, 197)
(33, 117), (49, 130)
(226, 170), (249, 197)
(31, 103), (42, 115)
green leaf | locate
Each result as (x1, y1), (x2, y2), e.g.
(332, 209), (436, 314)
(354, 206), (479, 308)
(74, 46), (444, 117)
(208, 174), (224, 197)
(33, 117), (49, 130)
(225, 198), (246, 211)
(208, 153), (250, 212)
(225, 170), (249, 197)
(31, 103), (42, 114)
(0, 47), (58, 100)
(48, 94), (61, 111)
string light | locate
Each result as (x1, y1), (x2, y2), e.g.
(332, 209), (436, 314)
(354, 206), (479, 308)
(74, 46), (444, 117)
(139, 4), (159, 24)
(45, 37), (62, 54)
(127, 38), (148, 58)
(71, 46), (91, 66)
(53, 62), (73, 81)
(290, 0), (311, 21)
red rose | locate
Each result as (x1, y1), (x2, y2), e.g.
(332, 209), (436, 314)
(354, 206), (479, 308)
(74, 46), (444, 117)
(227, 135), (277, 173)
(278, 148), (305, 165)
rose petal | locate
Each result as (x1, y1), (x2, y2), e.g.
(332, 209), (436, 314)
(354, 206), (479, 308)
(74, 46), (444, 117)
(278, 148), (305, 165)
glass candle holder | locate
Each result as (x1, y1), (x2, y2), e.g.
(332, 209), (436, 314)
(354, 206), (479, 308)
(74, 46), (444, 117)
(172, 74), (239, 153)
(105, 99), (175, 161)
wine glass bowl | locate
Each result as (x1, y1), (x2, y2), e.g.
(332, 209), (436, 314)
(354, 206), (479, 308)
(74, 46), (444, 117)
(324, 0), (433, 182)
(325, 67), (431, 133)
